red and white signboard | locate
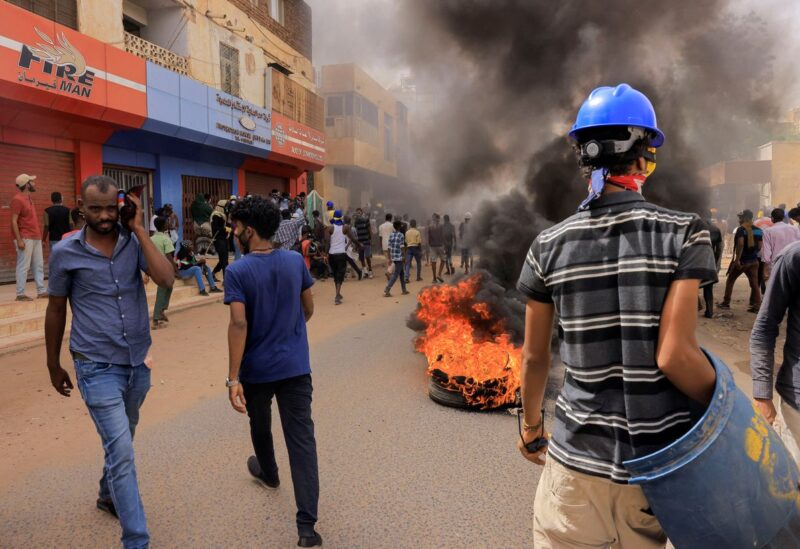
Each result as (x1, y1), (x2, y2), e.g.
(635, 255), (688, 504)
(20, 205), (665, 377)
(271, 112), (325, 169)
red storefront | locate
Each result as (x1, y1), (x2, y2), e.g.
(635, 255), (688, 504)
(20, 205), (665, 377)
(0, 2), (146, 281)
(238, 111), (325, 197)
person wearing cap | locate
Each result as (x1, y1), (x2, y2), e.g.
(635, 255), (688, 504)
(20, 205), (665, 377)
(719, 209), (763, 312)
(326, 200), (335, 221)
(459, 213), (473, 274)
(326, 210), (349, 305)
(11, 173), (46, 301)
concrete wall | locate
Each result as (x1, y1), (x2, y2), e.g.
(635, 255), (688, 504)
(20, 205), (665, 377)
(769, 142), (800, 208)
(140, 6), (189, 58)
(78, 0), (124, 45)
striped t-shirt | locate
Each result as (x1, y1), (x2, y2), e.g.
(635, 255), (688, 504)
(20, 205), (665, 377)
(517, 191), (717, 483)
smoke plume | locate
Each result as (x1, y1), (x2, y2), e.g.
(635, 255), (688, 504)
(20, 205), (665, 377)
(398, 0), (780, 289)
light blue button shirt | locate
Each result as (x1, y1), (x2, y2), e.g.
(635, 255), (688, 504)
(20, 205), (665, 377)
(48, 225), (151, 365)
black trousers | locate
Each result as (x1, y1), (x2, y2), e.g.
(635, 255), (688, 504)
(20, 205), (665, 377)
(212, 239), (229, 275)
(242, 374), (319, 535)
(703, 284), (714, 314)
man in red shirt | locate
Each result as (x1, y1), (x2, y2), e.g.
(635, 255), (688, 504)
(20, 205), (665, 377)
(11, 174), (46, 301)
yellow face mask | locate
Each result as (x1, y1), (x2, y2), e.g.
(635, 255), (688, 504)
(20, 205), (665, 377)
(644, 147), (657, 177)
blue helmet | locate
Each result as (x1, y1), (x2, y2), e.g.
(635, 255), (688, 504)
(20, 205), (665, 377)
(569, 83), (665, 147)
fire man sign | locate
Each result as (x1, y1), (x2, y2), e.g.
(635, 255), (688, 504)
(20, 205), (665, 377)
(17, 28), (95, 97)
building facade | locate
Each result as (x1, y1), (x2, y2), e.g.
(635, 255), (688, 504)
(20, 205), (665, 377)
(701, 141), (800, 224)
(0, 0), (324, 281)
(317, 64), (409, 211)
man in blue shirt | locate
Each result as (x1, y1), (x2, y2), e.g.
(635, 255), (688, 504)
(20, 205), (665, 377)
(44, 175), (175, 549)
(224, 196), (321, 548)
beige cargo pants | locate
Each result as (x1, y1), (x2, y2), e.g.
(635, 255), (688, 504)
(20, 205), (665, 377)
(533, 458), (667, 549)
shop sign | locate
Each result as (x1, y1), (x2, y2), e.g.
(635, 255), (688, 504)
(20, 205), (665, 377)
(210, 92), (271, 150)
(271, 112), (325, 167)
(16, 28), (94, 98)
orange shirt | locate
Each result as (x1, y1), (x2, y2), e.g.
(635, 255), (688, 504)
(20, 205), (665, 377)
(11, 192), (41, 240)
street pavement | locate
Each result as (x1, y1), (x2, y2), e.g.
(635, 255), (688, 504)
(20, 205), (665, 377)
(0, 272), (540, 548)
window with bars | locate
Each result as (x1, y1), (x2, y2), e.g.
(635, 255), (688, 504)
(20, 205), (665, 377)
(219, 43), (240, 97)
(8, 0), (78, 29)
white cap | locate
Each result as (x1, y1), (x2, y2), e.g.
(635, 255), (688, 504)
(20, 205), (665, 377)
(15, 174), (36, 187)
(465, 212), (472, 219)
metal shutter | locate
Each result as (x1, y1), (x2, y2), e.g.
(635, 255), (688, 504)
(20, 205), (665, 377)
(0, 143), (75, 282)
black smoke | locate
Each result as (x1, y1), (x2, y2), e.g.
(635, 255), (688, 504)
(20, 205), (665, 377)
(400, 0), (779, 289)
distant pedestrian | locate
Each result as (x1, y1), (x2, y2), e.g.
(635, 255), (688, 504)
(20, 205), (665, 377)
(162, 203), (179, 244)
(224, 196), (322, 548)
(43, 191), (71, 246)
(327, 210), (349, 305)
(719, 209), (763, 312)
(700, 211), (723, 318)
(343, 215), (364, 280)
(790, 207), (800, 226)
(751, 241), (800, 464)
(150, 216), (175, 329)
(459, 213), (473, 274)
(379, 213), (394, 262)
(175, 240), (222, 296)
(211, 200), (230, 279)
(762, 208), (800, 282)
(427, 213), (445, 283)
(61, 207), (84, 239)
(191, 193), (213, 240)
(11, 173), (46, 301)
(274, 209), (304, 250)
(354, 207), (374, 278)
(44, 175), (175, 548)
(384, 220), (409, 297)
(404, 219), (423, 283)
(311, 209), (326, 244)
(442, 214), (456, 275)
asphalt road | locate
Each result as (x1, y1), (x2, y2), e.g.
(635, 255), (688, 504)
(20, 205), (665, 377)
(0, 276), (540, 548)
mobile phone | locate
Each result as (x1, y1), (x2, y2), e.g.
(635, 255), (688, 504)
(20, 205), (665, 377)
(525, 437), (549, 453)
(118, 185), (143, 226)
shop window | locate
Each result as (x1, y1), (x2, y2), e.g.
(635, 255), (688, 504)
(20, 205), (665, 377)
(327, 95), (344, 116)
(8, 0), (78, 29)
(220, 43), (240, 97)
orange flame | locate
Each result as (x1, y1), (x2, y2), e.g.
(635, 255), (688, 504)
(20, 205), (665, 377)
(413, 274), (521, 409)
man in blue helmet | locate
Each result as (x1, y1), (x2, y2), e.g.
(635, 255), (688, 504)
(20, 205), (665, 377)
(515, 84), (718, 547)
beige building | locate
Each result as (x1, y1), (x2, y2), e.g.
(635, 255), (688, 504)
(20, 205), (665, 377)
(316, 64), (410, 210)
(12, 0), (321, 124)
(702, 140), (800, 221)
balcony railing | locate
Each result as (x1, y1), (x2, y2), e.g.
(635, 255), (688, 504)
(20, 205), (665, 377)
(124, 32), (188, 76)
(272, 69), (324, 132)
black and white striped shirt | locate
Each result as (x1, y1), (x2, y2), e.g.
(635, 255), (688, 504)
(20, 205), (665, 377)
(517, 191), (716, 483)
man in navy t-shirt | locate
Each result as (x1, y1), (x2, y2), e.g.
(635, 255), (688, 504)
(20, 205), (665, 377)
(224, 196), (321, 548)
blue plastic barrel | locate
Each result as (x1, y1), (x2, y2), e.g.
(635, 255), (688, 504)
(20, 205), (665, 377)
(623, 350), (800, 548)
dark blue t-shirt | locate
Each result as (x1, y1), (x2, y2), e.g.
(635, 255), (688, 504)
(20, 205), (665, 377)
(223, 250), (314, 383)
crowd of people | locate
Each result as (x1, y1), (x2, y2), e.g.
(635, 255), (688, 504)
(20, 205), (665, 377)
(15, 82), (800, 548)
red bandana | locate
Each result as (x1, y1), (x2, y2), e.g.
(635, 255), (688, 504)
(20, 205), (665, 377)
(604, 174), (647, 193)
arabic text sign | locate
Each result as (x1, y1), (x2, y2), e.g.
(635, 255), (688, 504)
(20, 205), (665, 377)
(207, 90), (271, 152)
(271, 112), (326, 167)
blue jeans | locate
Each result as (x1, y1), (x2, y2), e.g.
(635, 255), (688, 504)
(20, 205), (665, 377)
(178, 264), (216, 292)
(233, 237), (242, 261)
(385, 260), (407, 293)
(405, 246), (422, 281)
(74, 359), (151, 549)
(14, 239), (45, 296)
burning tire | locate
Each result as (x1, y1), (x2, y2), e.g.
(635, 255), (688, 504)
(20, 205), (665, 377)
(428, 368), (520, 410)
(428, 376), (470, 408)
